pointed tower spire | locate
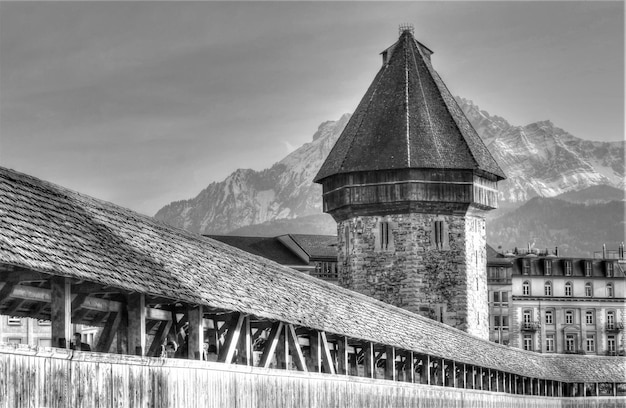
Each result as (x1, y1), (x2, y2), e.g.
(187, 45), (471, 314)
(315, 29), (506, 339)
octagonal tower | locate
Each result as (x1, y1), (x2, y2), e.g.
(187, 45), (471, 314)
(314, 28), (506, 339)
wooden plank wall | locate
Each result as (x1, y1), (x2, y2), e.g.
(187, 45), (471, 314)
(0, 346), (622, 408)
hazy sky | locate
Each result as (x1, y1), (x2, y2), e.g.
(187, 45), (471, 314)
(1, 1), (623, 216)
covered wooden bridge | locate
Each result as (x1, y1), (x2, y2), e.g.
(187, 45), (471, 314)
(0, 166), (624, 407)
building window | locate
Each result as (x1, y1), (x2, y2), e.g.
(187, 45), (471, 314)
(585, 310), (594, 325)
(493, 291), (500, 304)
(565, 281), (572, 297)
(607, 311), (615, 329)
(564, 260), (573, 276)
(585, 282), (593, 297)
(522, 259), (530, 275)
(522, 281), (530, 296)
(313, 261), (338, 280)
(606, 262), (614, 277)
(544, 281), (552, 296)
(608, 336), (616, 353)
(586, 335), (595, 353)
(7, 338), (22, 345)
(565, 310), (574, 325)
(523, 334), (533, 351)
(7, 317), (21, 326)
(501, 292), (509, 305)
(545, 310), (554, 325)
(607, 283), (614, 298)
(546, 335), (555, 352)
(379, 222), (391, 250)
(544, 260), (552, 275)
(565, 334), (576, 353)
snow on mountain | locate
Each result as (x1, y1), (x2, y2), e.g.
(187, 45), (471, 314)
(155, 100), (624, 234)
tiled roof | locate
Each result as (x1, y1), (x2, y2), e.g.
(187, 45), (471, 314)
(287, 234), (338, 259)
(206, 235), (306, 266)
(0, 166), (622, 383)
(314, 30), (505, 183)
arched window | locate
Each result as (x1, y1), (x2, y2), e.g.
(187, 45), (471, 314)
(565, 281), (572, 297)
(544, 281), (552, 296)
(585, 282), (593, 297)
(522, 281), (530, 296)
(607, 283), (614, 298)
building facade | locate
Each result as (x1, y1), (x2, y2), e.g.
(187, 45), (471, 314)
(487, 246), (625, 356)
(314, 27), (505, 339)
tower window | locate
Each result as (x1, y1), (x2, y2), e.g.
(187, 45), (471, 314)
(432, 219), (448, 250)
(379, 221), (390, 250)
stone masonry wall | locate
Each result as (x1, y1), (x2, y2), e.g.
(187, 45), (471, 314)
(337, 210), (489, 339)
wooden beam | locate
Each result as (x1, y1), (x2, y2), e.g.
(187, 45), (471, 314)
(336, 336), (348, 375)
(309, 331), (321, 372)
(259, 322), (283, 368)
(29, 301), (48, 320)
(286, 324), (307, 372)
(319, 331), (335, 375)
(0, 282), (16, 304)
(409, 351), (415, 383)
(187, 305), (204, 360)
(217, 313), (244, 364)
(3, 299), (25, 316)
(95, 312), (121, 353)
(50, 276), (71, 349)
(148, 320), (172, 357)
(6, 284), (171, 320)
(0, 270), (48, 283)
(116, 305), (129, 354)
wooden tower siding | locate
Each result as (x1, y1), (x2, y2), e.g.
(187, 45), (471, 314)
(315, 30), (505, 339)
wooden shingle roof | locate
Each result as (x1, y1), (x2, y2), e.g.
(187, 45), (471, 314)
(0, 166), (622, 383)
(314, 30), (505, 183)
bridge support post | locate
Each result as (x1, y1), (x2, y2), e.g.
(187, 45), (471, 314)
(384, 346), (395, 381)
(127, 293), (146, 356)
(50, 276), (71, 349)
(336, 336), (348, 375)
(364, 342), (374, 379)
(187, 305), (204, 360)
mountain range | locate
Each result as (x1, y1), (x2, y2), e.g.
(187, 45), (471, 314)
(154, 98), (624, 256)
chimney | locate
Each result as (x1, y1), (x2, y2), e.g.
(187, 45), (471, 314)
(555, 246), (559, 257)
(619, 242), (624, 259)
(603, 243), (607, 259)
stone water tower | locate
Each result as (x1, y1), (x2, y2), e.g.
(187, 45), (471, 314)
(314, 27), (506, 339)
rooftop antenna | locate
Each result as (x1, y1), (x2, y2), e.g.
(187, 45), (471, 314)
(399, 24), (414, 36)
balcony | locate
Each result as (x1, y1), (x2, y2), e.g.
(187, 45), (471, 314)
(605, 322), (624, 332)
(521, 321), (541, 331)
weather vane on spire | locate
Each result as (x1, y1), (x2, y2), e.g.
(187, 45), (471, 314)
(398, 24), (414, 36)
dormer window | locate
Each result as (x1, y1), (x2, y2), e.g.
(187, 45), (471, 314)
(564, 260), (573, 276)
(606, 262), (614, 278)
(584, 260), (592, 277)
(544, 260), (552, 275)
(522, 259), (530, 275)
